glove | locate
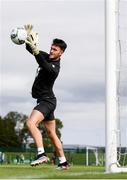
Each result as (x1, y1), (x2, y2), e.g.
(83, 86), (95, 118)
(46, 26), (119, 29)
(24, 24), (39, 45)
(25, 34), (39, 55)
(24, 24), (33, 35)
(24, 24), (39, 55)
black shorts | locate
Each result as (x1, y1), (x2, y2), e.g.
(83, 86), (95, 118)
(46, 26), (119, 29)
(33, 97), (57, 121)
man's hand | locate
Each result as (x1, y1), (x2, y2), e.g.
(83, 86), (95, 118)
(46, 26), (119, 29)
(24, 24), (39, 55)
(29, 31), (39, 46)
(24, 24), (33, 35)
(25, 34), (39, 55)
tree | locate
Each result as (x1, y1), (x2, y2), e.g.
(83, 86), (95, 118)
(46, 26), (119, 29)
(22, 118), (64, 150)
(0, 114), (19, 148)
(37, 118), (63, 149)
(0, 112), (27, 148)
(0, 111), (64, 150)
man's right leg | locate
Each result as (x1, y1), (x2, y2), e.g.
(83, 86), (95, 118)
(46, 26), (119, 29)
(26, 110), (49, 166)
(44, 120), (69, 170)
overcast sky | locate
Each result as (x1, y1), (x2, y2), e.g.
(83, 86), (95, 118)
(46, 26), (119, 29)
(1, 0), (127, 146)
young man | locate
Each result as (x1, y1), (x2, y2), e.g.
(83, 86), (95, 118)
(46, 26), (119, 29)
(24, 24), (69, 170)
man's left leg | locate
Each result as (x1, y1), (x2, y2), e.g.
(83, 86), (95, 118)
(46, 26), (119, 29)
(27, 110), (49, 166)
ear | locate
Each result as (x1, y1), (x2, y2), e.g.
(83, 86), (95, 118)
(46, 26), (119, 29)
(60, 50), (64, 56)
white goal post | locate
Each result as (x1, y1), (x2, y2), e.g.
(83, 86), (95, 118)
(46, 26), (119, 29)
(105, 0), (127, 173)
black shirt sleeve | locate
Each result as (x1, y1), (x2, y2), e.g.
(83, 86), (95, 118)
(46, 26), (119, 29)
(34, 51), (60, 76)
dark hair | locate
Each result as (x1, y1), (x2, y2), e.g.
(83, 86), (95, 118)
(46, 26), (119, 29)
(52, 38), (67, 52)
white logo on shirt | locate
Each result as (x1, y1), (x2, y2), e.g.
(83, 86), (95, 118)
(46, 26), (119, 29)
(52, 64), (55, 68)
(35, 67), (42, 78)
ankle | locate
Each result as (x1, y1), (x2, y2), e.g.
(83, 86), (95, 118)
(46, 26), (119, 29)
(37, 147), (45, 155)
(58, 156), (66, 164)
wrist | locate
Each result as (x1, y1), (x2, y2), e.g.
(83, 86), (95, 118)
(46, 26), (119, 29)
(33, 49), (40, 56)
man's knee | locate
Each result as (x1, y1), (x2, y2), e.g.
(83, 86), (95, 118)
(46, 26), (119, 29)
(47, 129), (56, 138)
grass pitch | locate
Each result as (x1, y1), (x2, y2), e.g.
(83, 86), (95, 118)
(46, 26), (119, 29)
(0, 164), (127, 179)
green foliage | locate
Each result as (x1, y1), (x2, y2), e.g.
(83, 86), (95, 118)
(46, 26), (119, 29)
(37, 118), (63, 149)
(0, 112), (23, 148)
(0, 111), (63, 150)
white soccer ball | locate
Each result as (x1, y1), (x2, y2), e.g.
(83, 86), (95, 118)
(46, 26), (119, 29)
(10, 27), (27, 45)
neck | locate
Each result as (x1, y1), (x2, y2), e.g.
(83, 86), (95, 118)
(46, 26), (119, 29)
(50, 57), (60, 61)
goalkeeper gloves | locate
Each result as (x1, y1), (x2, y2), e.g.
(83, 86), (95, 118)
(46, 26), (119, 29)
(24, 24), (33, 35)
(24, 24), (39, 55)
(25, 33), (39, 55)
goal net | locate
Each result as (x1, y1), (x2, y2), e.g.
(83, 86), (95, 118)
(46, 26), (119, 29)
(86, 146), (104, 166)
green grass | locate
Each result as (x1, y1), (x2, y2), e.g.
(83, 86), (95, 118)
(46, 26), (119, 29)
(0, 164), (127, 179)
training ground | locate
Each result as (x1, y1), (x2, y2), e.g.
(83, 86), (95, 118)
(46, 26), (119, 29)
(0, 164), (127, 179)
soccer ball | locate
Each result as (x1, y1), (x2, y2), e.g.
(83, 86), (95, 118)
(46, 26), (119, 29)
(10, 27), (27, 45)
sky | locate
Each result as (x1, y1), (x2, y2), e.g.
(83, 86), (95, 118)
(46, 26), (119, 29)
(1, 0), (126, 147)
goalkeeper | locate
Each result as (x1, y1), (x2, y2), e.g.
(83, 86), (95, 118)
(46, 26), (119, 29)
(24, 24), (69, 170)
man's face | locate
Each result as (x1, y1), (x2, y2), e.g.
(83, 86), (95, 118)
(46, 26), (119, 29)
(49, 45), (63, 60)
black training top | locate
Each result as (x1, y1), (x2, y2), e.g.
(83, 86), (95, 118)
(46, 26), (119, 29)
(31, 51), (60, 100)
